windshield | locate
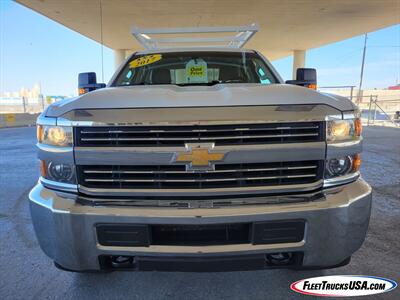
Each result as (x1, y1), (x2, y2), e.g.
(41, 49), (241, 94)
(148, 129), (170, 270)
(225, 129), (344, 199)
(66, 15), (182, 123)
(113, 51), (279, 86)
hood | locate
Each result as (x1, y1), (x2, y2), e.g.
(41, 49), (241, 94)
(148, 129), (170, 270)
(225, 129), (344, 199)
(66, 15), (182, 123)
(46, 84), (356, 117)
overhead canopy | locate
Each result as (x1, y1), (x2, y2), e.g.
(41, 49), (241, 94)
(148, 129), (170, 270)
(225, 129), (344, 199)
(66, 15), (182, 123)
(16, 0), (399, 60)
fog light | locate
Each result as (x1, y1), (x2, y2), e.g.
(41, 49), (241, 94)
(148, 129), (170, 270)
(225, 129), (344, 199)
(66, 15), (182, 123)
(48, 162), (73, 182)
(326, 156), (352, 178)
(265, 253), (293, 266)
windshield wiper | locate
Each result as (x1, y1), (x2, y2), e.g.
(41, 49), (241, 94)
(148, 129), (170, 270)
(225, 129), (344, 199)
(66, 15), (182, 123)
(219, 79), (246, 83)
(177, 81), (217, 87)
(125, 79), (246, 87)
(177, 80), (246, 87)
(134, 82), (177, 86)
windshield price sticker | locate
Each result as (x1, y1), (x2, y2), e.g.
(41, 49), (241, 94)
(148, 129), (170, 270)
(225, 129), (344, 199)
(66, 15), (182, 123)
(129, 54), (162, 68)
(189, 66), (205, 76)
(185, 59), (208, 83)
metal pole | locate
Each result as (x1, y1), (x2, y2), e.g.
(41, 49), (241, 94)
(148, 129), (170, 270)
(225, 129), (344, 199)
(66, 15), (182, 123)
(373, 97), (377, 123)
(350, 86), (354, 101)
(367, 95), (372, 126)
(22, 96), (27, 113)
(99, 0), (104, 83)
(41, 95), (45, 111)
(357, 33), (368, 104)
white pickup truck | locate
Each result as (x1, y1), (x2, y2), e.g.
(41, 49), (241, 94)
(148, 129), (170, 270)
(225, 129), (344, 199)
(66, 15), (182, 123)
(29, 26), (371, 272)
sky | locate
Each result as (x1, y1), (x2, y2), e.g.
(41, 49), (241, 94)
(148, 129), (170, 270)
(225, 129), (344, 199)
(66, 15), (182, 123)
(0, 0), (399, 96)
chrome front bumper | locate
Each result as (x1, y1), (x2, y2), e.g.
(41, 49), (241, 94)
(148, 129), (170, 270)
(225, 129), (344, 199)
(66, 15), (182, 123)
(29, 179), (372, 271)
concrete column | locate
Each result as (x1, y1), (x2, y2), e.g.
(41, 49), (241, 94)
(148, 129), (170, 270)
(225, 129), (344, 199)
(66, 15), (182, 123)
(113, 49), (126, 70)
(125, 50), (134, 58)
(292, 50), (306, 79)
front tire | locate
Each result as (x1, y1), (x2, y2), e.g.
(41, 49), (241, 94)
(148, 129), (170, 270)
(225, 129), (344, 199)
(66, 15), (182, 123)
(294, 256), (351, 271)
(54, 261), (112, 273)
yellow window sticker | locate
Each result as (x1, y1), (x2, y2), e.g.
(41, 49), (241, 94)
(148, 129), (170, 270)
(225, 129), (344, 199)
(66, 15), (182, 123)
(188, 66), (206, 77)
(185, 59), (208, 83)
(129, 54), (162, 68)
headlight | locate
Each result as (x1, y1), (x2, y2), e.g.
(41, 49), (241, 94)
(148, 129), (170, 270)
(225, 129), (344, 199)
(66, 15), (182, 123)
(327, 118), (362, 142)
(325, 154), (361, 179)
(37, 125), (73, 147)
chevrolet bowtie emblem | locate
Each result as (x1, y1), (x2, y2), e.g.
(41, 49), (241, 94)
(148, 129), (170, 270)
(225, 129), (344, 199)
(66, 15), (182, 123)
(175, 144), (225, 171)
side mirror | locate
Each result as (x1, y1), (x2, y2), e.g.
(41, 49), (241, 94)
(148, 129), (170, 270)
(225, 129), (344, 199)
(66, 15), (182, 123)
(285, 68), (317, 89)
(78, 72), (106, 95)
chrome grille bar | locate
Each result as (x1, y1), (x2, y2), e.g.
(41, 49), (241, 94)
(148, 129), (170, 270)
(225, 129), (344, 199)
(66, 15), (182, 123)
(77, 161), (323, 190)
(84, 174), (317, 183)
(80, 125), (319, 134)
(75, 121), (323, 147)
(83, 165), (317, 174)
(80, 133), (318, 142)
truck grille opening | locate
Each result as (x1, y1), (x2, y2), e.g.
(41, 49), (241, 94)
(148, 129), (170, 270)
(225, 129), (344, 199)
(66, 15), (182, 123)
(151, 224), (251, 246)
(95, 220), (305, 247)
(77, 160), (323, 190)
(75, 122), (323, 147)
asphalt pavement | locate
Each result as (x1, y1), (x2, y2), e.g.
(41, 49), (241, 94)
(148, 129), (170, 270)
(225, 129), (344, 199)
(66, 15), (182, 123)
(0, 126), (399, 300)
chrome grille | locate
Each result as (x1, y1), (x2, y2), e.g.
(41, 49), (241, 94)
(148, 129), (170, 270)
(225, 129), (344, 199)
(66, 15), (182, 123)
(77, 161), (323, 190)
(75, 122), (323, 147)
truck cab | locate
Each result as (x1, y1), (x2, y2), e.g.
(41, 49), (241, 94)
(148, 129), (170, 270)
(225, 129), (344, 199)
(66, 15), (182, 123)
(29, 26), (371, 272)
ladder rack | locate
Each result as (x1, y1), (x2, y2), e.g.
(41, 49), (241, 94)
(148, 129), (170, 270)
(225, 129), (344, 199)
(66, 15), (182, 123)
(131, 24), (259, 50)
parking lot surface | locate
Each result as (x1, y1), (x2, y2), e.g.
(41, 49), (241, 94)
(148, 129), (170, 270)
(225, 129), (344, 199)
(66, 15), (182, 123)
(0, 126), (399, 300)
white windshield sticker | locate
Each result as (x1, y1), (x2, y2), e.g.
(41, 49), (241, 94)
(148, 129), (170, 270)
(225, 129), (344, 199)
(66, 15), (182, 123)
(185, 59), (208, 83)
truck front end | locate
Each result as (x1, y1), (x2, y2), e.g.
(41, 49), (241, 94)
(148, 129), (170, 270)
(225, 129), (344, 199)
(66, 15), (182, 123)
(29, 50), (371, 272)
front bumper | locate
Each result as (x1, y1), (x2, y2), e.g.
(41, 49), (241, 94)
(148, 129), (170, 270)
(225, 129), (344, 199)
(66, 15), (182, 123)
(29, 179), (372, 272)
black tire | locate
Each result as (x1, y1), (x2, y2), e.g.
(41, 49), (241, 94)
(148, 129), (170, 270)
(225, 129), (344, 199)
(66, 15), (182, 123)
(54, 261), (113, 273)
(294, 256), (351, 271)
